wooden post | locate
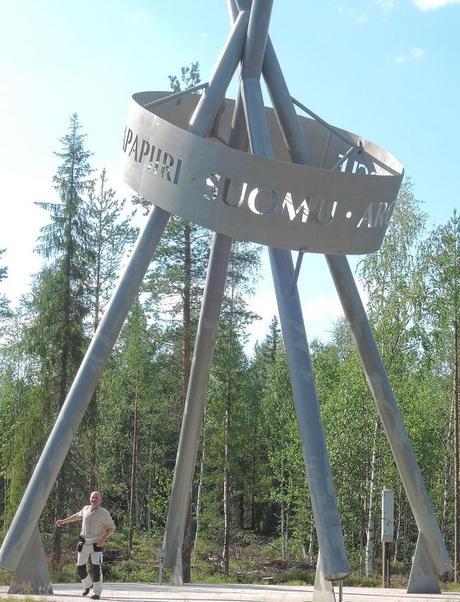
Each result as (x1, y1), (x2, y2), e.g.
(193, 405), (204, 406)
(382, 541), (390, 588)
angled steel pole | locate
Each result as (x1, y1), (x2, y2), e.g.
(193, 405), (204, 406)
(162, 233), (232, 578)
(161, 4), (250, 577)
(0, 204), (170, 572)
(260, 29), (450, 576)
(326, 255), (451, 574)
(0, 4), (250, 577)
(240, 0), (348, 582)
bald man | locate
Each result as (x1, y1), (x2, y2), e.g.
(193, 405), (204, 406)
(56, 491), (115, 599)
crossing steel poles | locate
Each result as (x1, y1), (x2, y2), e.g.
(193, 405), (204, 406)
(0, 3), (250, 576)
(0, 204), (170, 571)
(258, 15), (450, 577)
(161, 4), (251, 579)
(326, 255), (450, 574)
(239, 0), (349, 581)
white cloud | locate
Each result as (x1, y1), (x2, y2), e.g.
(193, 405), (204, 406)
(377, 0), (396, 10)
(131, 10), (151, 25)
(394, 46), (425, 63)
(413, 0), (460, 10)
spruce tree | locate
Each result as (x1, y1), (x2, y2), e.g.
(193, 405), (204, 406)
(30, 113), (93, 566)
(86, 168), (135, 331)
(84, 168), (135, 485)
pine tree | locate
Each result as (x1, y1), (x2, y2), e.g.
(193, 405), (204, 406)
(0, 307), (39, 530)
(133, 62), (211, 583)
(96, 299), (178, 541)
(261, 342), (305, 561)
(244, 317), (281, 533)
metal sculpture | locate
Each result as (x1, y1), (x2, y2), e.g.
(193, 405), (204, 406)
(0, 0), (450, 598)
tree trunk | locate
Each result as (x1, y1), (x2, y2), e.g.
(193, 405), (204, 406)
(280, 456), (287, 562)
(281, 501), (289, 561)
(182, 499), (193, 583)
(183, 222), (192, 402)
(250, 397), (258, 532)
(194, 409), (207, 551)
(146, 425), (154, 532)
(454, 310), (459, 581)
(52, 246), (71, 566)
(222, 402), (230, 574)
(128, 387), (138, 556)
(181, 221), (194, 582)
(393, 486), (402, 563)
(442, 398), (454, 539)
(87, 176), (104, 490)
(365, 419), (380, 577)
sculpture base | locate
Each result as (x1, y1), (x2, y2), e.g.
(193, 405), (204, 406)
(8, 526), (53, 595)
(407, 532), (441, 594)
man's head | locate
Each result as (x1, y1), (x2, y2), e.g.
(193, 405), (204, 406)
(90, 491), (102, 509)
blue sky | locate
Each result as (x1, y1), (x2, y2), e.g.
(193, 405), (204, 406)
(0, 0), (459, 346)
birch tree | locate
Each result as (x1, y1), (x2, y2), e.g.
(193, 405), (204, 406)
(420, 211), (460, 579)
(357, 179), (427, 575)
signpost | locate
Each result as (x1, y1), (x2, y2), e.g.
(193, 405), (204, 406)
(381, 488), (395, 588)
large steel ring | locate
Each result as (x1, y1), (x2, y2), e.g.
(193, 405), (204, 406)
(121, 91), (403, 255)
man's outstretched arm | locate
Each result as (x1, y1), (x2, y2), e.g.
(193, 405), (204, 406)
(55, 513), (82, 527)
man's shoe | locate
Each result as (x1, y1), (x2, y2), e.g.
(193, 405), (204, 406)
(90, 595), (100, 600)
(82, 588), (91, 596)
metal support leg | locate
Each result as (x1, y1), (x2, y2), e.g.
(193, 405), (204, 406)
(7, 527), (53, 595)
(0, 205), (170, 573)
(257, 15), (450, 583)
(162, 232), (233, 572)
(162, 83), (251, 584)
(268, 248), (349, 581)
(326, 253), (451, 579)
(171, 541), (184, 586)
(188, 6), (249, 136)
(407, 533), (442, 594)
(162, 3), (251, 573)
(240, 0), (348, 581)
(0, 1), (250, 582)
(313, 554), (335, 602)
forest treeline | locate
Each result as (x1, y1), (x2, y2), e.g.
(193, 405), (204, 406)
(0, 109), (459, 583)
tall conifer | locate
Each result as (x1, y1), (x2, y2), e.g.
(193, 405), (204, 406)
(31, 113), (92, 566)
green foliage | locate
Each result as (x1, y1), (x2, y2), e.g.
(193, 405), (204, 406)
(0, 248), (10, 320)
(168, 62), (200, 93)
(0, 107), (457, 585)
(86, 168), (136, 330)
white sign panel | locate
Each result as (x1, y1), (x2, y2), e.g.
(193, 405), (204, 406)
(381, 488), (395, 543)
